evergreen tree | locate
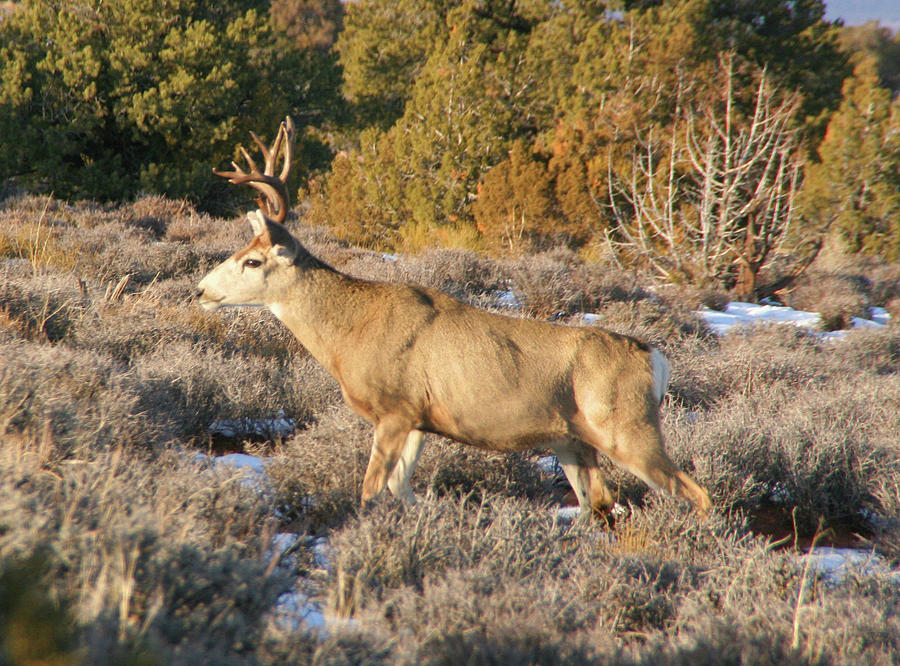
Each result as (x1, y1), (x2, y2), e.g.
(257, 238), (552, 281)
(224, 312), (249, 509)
(838, 21), (900, 94)
(472, 141), (558, 252)
(318, 0), (609, 247)
(699, 0), (847, 127)
(800, 57), (900, 260)
(270, 0), (343, 51)
(618, 0), (848, 129)
(336, 0), (458, 130)
(0, 0), (337, 206)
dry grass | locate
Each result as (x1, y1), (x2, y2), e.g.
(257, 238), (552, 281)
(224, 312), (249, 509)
(784, 273), (870, 331)
(1, 194), (898, 663)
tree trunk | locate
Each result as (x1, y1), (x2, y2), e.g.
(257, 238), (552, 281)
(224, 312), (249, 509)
(733, 217), (757, 302)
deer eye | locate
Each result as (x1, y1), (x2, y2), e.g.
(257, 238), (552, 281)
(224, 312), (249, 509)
(243, 258), (262, 269)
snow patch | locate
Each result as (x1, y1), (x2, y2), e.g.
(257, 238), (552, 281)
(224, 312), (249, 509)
(699, 301), (821, 336)
(698, 301), (890, 338)
(2, 258), (30, 269)
(492, 289), (521, 309)
(870, 306), (891, 326)
(214, 452), (269, 475)
(536, 455), (561, 476)
(193, 452), (272, 493)
(555, 505), (582, 522)
(801, 547), (900, 586)
(272, 591), (328, 633)
(311, 537), (331, 571)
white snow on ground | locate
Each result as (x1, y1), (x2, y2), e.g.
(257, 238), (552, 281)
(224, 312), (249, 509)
(263, 532), (340, 635)
(268, 532), (303, 566)
(536, 455), (562, 476)
(697, 301), (890, 338)
(194, 452), (342, 634)
(555, 506), (583, 522)
(493, 289), (521, 309)
(700, 301), (822, 335)
(203, 452), (272, 493)
(213, 452), (269, 475)
(582, 301), (891, 340)
(272, 591), (328, 633)
(870, 306), (891, 326)
(311, 537), (331, 570)
(801, 547), (900, 586)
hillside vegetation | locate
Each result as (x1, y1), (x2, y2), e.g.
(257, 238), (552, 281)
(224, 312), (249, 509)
(2, 0), (900, 295)
(1, 194), (899, 663)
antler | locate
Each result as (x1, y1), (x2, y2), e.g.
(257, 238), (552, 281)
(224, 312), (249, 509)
(214, 117), (295, 224)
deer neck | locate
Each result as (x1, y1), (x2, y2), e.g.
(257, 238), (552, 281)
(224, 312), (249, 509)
(265, 258), (362, 376)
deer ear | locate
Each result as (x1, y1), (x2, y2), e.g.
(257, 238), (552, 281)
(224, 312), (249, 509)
(247, 210), (296, 264)
(247, 210), (268, 238)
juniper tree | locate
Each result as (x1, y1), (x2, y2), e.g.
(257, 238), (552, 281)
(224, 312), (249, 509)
(0, 0), (337, 207)
(800, 57), (900, 261)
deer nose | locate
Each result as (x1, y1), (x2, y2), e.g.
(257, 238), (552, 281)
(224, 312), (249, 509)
(194, 287), (205, 301)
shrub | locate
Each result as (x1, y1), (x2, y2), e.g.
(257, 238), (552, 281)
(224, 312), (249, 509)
(0, 432), (289, 662)
(0, 269), (84, 342)
(132, 341), (323, 439)
(266, 405), (372, 533)
(666, 371), (900, 534)
(0, 341), (157, 453)
(783, 273), (869, 330)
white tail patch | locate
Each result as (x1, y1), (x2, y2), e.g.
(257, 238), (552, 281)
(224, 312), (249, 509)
(650, 347), (670, 405)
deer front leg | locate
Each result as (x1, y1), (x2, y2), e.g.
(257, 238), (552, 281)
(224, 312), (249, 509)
(386, 430), (425, 504)
(361, 418), (412, 504)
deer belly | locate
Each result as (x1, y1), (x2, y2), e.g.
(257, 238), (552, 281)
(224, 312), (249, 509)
(424, 397), (568, 451)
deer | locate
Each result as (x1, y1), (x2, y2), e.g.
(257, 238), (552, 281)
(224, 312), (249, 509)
(195, 117), (711, 519)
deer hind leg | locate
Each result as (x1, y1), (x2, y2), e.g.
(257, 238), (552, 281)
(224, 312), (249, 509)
(573, 417), (711, 517)
(553, 441), (616, 516)
(386, 430), (425, 504)
(361, 418), (414, 504)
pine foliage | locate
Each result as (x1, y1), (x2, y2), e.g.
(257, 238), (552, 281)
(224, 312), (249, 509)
(2, 0), (898, 283)
(0, 0), (338, 208)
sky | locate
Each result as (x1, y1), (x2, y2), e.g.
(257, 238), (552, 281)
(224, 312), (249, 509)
(824, 0), (900, 31)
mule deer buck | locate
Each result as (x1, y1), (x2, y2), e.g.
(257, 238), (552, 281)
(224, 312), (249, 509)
(196, 118), (711, 517)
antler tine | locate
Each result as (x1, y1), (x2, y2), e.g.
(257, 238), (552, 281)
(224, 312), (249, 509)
(279, 117), (295, 184)
(249, 130), (281, 176)
(238, 146), (260, 175)
(213, 117), (296, 224)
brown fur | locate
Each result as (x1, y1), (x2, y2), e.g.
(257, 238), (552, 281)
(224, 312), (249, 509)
(197, 214), (711, 517)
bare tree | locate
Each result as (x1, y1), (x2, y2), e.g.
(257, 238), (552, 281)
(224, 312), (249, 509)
(607, 55), (806, 301)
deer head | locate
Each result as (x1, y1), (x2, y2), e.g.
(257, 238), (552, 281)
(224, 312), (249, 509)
(196, 117), (301, 311)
